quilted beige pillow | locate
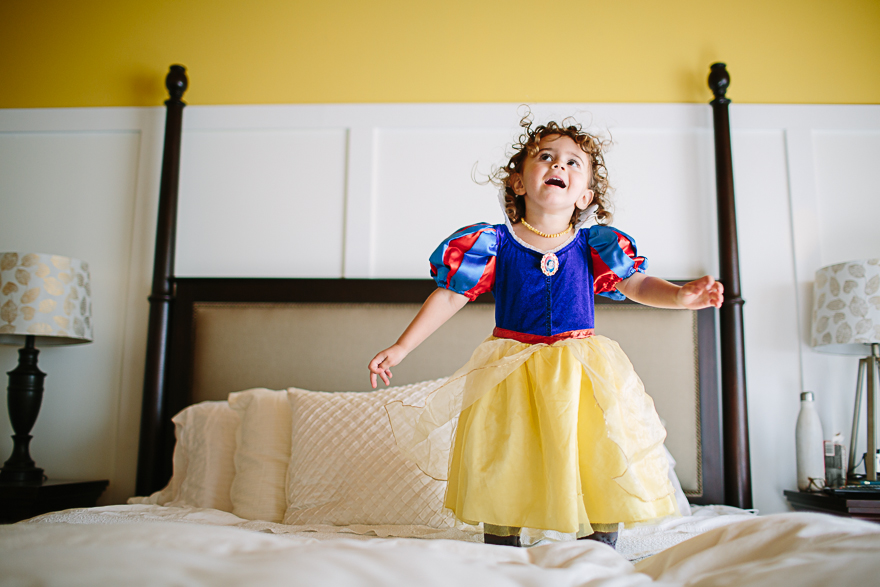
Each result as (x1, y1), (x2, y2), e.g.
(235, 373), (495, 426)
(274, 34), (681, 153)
(164, 401), (240, 511)
(228, 388), (291, 523)
(283, 379), (455, 527)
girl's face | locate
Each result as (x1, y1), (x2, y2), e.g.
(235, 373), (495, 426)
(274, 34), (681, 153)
(512, 134), (593, 218)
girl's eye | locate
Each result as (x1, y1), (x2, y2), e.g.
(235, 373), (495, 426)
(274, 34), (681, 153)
(568, 159), (580, 167)
(539, 153), (553, 161)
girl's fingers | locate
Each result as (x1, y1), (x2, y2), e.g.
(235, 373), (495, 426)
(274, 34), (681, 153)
(370, 367), (391, 388)
(369, 348), (400, 388)
(705, 281), (723, 308)
(710, 281), (723, 307)
(679, 276), (725, 310)
(369, 354), (386, 387)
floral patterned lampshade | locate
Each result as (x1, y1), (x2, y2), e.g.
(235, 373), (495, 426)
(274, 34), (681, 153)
(811, 259), (880, 355)
(0, 252), (93, 346)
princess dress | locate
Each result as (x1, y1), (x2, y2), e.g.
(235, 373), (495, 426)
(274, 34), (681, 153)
(385, 216), (677, 538)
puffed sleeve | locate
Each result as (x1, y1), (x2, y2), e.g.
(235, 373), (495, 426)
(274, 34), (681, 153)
(429, 223), (498, 301)
(588, 225), (648, 300)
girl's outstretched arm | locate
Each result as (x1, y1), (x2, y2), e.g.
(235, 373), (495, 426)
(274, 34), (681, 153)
(368, 288), (469, 388)
(616, 274), (724, 310)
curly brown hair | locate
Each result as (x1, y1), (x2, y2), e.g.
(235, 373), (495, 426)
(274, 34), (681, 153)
(493, 114), (612, 226)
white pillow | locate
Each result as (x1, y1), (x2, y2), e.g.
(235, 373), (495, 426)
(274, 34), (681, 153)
(283, 379), (455, 528)
(664, 445), (692, 516)
(228, 388), (291, 523)
(133, 401), (240, 511)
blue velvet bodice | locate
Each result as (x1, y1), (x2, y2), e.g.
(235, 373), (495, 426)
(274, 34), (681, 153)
(429, 223), (646, 337)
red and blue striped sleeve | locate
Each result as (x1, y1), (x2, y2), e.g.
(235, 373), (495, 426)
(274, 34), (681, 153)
(429, 223), (498, 301)
(588, 225), (648, 300)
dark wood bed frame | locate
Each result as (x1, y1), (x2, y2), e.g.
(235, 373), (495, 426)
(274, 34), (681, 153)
(135, 63), (751, 509)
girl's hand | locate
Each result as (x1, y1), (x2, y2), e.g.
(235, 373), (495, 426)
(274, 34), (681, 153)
(369, 344), (409, 388)
(676, 275), (724, 309)
(367, 288), (468, 388)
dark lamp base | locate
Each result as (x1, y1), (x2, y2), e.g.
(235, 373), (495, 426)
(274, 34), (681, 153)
(0, 463), (45, 484)
(2, 336), (47, 485)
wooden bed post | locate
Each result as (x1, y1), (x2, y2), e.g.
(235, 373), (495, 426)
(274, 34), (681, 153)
(708, 63), (753, 509)
(136, 65), (188, 496)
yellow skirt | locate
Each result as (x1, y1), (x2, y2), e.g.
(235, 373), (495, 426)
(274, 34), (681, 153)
(385, 335), (677, 535)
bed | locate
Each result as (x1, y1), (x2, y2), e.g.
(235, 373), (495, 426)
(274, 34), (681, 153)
(2, 63), (879, 586)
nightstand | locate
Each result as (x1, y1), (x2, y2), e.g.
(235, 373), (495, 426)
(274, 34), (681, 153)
(784, 489), (880, 523)
(0, 479), (108, 523)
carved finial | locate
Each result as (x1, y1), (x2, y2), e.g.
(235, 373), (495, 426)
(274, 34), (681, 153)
(165, 65), (188, 103)
(708, 63), (730, 101)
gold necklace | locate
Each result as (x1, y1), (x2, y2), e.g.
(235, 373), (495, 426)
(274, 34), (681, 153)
(521, 219), (572, 239)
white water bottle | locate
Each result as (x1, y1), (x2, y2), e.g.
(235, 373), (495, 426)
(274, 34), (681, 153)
(796, 391), (825, 491)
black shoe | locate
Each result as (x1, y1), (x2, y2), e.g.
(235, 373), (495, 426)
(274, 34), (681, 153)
(578, 531), (618, 549)
(484, 533), (521, 547)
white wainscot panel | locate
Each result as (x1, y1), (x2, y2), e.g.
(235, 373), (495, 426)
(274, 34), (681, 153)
(0, 131), (141, 482)
(731, 129), (802, 514)
(811, 130), (880, 466)
(372, 128), (511, 278)
(176, 129), (348, 277)
(813, 131), (880, 266)
(605, 129), (717, 280)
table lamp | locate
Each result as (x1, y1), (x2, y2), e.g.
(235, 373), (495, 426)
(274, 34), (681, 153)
(810, 259), (880, 482)
(0, 252), (93, 484)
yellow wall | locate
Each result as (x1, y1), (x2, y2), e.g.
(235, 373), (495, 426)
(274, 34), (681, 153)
(1, 0), (878, 107)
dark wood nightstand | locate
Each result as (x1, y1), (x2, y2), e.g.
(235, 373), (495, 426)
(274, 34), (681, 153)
(0, 479), (108, 523)
(784, 489), (880, 523)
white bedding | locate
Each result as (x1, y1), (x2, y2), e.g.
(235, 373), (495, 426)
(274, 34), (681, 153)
(4, 505), (878, 586)
(16, 503), (755, 556)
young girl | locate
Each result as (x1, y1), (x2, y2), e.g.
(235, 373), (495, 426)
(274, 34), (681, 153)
(369, 117), (723, 548)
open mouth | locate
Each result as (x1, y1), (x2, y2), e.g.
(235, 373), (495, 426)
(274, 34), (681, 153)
(545, 177), (566, 188)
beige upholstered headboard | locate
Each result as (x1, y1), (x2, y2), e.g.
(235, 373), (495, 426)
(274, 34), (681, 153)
(186, 298), (712, 498)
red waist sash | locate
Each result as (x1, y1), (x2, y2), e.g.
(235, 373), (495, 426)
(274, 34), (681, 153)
(492, 327), (594, 345)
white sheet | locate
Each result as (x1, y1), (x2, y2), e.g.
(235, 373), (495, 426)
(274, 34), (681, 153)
(635, 512), (880, 586)
(21, 503), (481, 542)
(4, 504), (878, 586)
(19, 503), (755, 556)
(1, 521), (635, 587)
